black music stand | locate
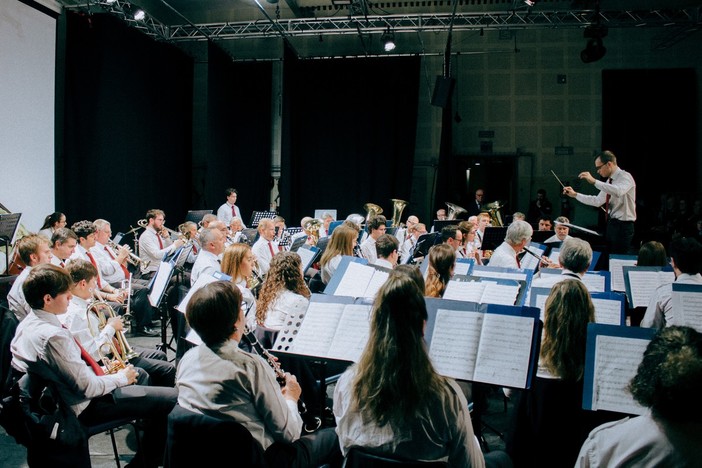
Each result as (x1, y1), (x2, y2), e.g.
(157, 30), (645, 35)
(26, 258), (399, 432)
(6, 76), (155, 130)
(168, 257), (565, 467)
(184, 209), (213, 224)
(249, 211), (277, 228)
(432, 219), (458, 233)
(531, 230), (555, 244)
(481, 226), (508, 251)
(0, 213), (21, 276)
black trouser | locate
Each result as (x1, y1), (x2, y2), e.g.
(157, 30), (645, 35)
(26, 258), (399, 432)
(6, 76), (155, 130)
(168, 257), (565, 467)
(265, 427), (342, 468)
(606, 219), (635, 255)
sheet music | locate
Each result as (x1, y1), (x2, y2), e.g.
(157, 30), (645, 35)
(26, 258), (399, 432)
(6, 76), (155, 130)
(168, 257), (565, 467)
(590, 335), (647, 415)
(479, 281), (520, 306)
(326, 304), (372, 362)
(547, 249), (560, 266)
(534, 294), (548, 322)
(609, 257), (637, 291)
(363, 269), (389, 299)
(148, 261), (174, 307)
(185, 328), (203, 346)
(472, 269), (527, 281)
(333, 262), (375, 297)
(672, 284), (702, 332)
(176, 272), (221, 313)
(282, 301), (345, 356)
(473, 313), (534, 388)
(297, 247), (317, 274)
(627, 270), (675, 308)
(582, 274), (606, 292)
(443, 281), (486, 303)
(591, 298), (622, 325)
(454, 259), (472, 276)
(428, 309), (483, 381)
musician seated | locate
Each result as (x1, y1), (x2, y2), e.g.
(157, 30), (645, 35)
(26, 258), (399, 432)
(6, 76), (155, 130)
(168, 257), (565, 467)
(177, 281), (342, 468)
(179, 221), (200, 264)
(62, 260), (175, 387)
(49, 228), (78, 268)
(531, 238), (593, 288)
(137, 209), (184, 280)
(190, 227), (225, 287)
(7, 234), (53, 321)
(544, 216), (571, 244)
(251, 218), (278, 275)
(228, 217), (248, 244)
(333, 271), (486, 466)
(373, 234), (399, 269)
(360, 215), (387, 263)
(424, 244), (456, 298)
(400, 222), (426, 264)
(537, 215), (554, 232)
(10, 264), (177, 467)
(457, 221), (481, 264)
(320, 225), (357, 284)
(486, 220), (533, 269)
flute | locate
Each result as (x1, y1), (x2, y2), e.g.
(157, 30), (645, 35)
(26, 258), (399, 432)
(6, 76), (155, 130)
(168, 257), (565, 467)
(241, 326), (308, 416)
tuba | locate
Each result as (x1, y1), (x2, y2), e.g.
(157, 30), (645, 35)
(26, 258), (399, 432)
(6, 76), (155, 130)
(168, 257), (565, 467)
(304, 218), (323, 246)
(446, 202), (467, 220)
(363, 203), (384, 224)
(87, 300), (139, 373)
(390, 199), (409, 228)
(484, 201), (505, 227)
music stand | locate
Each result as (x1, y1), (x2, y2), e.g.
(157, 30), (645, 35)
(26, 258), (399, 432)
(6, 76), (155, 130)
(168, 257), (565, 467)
(184, 209), (213, 224)
(0, 213), (21, 275)
(531, 230), (555, 244)
(432, 219), (458, 233)
(480, 226), (508, 251)
(327, 221), (343, 236)
(314, 209), (337, 220)
(413, 232), (441, 260)
(249, 211), (277, 228)
(289, 236), (308, 252)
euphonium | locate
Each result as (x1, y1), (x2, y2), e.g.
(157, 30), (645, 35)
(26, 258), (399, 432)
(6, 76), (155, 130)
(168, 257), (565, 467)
(87, 300), (139, 369)
(446, 202), (467, 220)
(390, 198), (409, 228)
(363, 202), (383, 224)
(303, 218), (323, 246)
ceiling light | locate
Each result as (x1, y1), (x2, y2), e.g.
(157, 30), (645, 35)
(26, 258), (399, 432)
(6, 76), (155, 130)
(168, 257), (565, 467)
(580, 25), (608, 63)
(524, 0), (535, 6)
(133, 8), (146, 21)
(381, 28), (395, 52)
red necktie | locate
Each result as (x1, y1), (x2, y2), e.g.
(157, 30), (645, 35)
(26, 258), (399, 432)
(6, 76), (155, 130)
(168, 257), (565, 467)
(232, 205), (236, 218)
(605, 178), (612, 220)
(516, 254), (521, 269)
(105, 246), (131, 279)
(63, 325), (105, 376)
(156, 231), (163, 249)
(59, 260), (65, 268)
(268, 241), (275, 258)
(86, 251), (102, 288)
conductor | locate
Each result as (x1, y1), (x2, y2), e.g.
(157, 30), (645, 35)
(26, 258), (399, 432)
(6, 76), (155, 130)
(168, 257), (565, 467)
(562, 150), (636, 254)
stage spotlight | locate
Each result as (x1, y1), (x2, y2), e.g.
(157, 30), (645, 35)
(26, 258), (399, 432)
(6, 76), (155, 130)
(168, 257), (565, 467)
(133, 8), (146, 21)
(580, 24), (608, 63)
(381, 28), (396, 52)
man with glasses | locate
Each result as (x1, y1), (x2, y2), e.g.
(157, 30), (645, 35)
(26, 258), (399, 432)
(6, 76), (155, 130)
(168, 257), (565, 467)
(563, 150), (636, 254)
(468, 188), (485, 217)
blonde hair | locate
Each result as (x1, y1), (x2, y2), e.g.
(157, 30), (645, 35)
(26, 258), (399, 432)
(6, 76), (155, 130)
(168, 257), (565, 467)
(220, 243), (252, 283)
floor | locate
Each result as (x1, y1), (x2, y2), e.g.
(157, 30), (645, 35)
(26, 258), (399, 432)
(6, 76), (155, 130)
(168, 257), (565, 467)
(0, 325), (514, 467)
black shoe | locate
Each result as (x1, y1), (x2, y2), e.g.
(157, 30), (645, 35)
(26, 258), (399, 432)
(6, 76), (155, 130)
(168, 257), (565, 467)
(133, 326), (160, 337)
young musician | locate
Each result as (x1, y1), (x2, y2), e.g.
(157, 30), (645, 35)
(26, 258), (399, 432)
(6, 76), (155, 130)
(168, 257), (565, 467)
(216, 188), (246, 229)
(424, 243), (456, 298)
(7, 234), (53, 321)
(319, 225), (357, 284)
(10, 264), (177, 467)
(177, 281), (341, 467)
(137, 209), (184, 279)
(37, 211), (67, 240)
(359, 215), (387, 263)
(49, 228), (78, 268)
(255, 252), (310, 332)
(373, 234), (399, 269)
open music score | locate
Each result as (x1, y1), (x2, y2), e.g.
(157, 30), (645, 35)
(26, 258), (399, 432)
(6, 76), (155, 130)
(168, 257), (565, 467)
(324, 256), (391, 299)
(273, 294), (542, 389)
(608, 254), (638, 292)
(672, 283), (702, 332)
(529, 287), (626, 325)
(535, 268), (611, 292)
(622, 266), (675, 308)
(443, 276), (522, 306)
(583, 324), (655, 415)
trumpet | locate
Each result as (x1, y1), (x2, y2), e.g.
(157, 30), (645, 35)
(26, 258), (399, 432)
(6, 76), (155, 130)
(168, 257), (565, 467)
(137, 219), (180, 239)
(107, 240), (150, 269)
(87, 299), (139, 373)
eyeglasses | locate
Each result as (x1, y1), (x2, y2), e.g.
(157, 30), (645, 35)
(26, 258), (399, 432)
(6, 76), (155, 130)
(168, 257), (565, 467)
(595, 163), (607, 171)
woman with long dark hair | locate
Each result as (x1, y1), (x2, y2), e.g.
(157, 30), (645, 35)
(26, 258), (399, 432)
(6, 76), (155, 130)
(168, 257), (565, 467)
(37, 211), (66, 239)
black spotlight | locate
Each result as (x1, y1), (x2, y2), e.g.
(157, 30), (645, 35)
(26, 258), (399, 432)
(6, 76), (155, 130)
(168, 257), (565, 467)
(580, 25), (608, 63)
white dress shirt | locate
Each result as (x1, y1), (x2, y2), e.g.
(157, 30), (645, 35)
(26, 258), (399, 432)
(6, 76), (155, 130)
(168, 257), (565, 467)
(190, 249), (221, 287)
(176, 339), (302, 450)
(640, 273), (702, 329)
(575, 167), (637, 222)
(321, 255), (342, 284)
(217, 203), (246, 229)
(486, 242), (520, 269)
(252, 237), (278, 275)
(262, 290), (309, 330)
(374, 258), (394, 269)
(7, 266), (33, 321)
(60, 295), (117, 362)
(400, 237), (416, 264)
(360, 237), (378, 263)
(11, 309), (128, 415)
(71, 244), (107, 288)
(91, 241), (129, 285)
(139, 227), (175, 274)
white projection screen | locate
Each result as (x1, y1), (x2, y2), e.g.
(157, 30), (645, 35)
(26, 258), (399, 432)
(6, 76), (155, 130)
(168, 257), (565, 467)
(0, 0), (57, 257)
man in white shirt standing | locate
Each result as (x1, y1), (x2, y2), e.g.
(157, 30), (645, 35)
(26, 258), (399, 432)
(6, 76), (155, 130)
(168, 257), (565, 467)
(217, 188), (246, 229)
(190, 227), (225, 286)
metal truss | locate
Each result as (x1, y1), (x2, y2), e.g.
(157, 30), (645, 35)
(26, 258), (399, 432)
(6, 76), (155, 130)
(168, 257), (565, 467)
(65, 1), (701, 44)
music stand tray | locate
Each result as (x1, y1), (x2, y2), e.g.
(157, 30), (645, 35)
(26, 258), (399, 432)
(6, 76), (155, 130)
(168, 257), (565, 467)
(249, 211), (277, 228)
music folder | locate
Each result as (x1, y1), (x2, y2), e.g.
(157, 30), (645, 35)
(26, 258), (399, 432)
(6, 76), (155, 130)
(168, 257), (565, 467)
(671, 283), (702, 332)
(324, 256), (391, 299)
(529, 287), (626, 325)
(622, 266), (675, 308)
(583, 324), (655, 415)
(443, 275), (525, 307)
(272, 294), (542, 389)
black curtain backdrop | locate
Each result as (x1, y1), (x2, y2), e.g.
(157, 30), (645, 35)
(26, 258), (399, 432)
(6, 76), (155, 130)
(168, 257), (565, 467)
(281, 52), (420, 223)
(201, 43), (272, 226)
(602, 68), (697, 245)
(61, 13), (193, 234)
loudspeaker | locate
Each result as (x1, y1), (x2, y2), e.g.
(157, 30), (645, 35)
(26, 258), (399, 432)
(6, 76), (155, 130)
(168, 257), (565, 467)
(431, 76), (455, 108)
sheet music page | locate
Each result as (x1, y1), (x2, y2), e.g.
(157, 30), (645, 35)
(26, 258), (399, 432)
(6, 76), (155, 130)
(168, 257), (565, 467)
(519, 252), (540, 271)
(590, 335), (647, 415)
(547, 250), (560, 266)
(610, 258), (637, 291)
(473, 313), (534, 388)
(283, 301), (346, 357)
(363, 269), (390, 299)
(185, 328), (203, 346)
(628, 271), (674, 308)
(297, 247), (316, 274)
(480, 281), (520, 306)
(591, 298), (622, 325)
(443, 281), (486, 303)
(582, 274), (606, 292)
(672, 286), (702, 332)
(473, 270), (527, 281)
(333, 262), (375, 297)
(428, 309), (484, 381)
(534, 294), (548, 322)
(454, 261), (472, 276)
(148, 261), (174, 307)
(327, 304), (373, 362)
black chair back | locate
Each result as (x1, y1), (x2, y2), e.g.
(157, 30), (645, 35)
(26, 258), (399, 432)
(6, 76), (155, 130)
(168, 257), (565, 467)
(344, 447), (450, 467)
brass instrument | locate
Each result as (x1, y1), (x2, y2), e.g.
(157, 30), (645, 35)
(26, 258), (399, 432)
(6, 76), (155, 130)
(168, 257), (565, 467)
(303, 218), (323, 246)
(483, 200), (505, 227)
(87, 299), (139, 372)
(247, 259), (265, 297)
(107, 240), (150, 269)
(446, 202), (467, 220)
(137, 219), (180, 238)
(390, 198), (409, 228)
(363, 202), (383, 224)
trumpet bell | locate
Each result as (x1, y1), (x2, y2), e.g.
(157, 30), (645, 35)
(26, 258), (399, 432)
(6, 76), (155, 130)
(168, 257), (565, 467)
(445, 202), (467, 220)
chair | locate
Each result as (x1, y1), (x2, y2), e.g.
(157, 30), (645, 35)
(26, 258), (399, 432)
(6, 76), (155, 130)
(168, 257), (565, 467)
(85, 416), (140, 468)
(165, 404), (267, 468)
(344, 448), (450, 467)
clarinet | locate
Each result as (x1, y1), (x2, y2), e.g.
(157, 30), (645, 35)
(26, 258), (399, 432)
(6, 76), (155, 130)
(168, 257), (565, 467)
(241, 326), (308, 416)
